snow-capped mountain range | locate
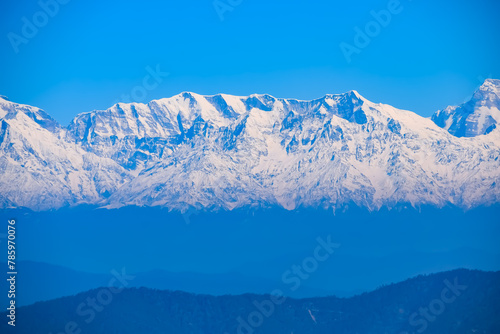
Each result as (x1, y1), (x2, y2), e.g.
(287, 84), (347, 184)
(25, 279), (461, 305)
(1, 80), (499, 211)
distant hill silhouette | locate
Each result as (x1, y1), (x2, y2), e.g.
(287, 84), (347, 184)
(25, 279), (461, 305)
(0, 261), (336, 309)
(2, 269), (499, 333)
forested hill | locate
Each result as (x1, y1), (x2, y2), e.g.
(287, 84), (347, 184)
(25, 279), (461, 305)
(2, 269), (499, 333)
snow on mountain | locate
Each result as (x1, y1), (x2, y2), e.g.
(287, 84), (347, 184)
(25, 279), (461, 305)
(105, 90), (500, 211)
(1, 82), (499, 211)
(432, 79), (500, 137)
(0, 96), (133, 210)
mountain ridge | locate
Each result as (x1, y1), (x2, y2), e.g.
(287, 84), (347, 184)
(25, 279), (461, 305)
(1, 81), (499, 211)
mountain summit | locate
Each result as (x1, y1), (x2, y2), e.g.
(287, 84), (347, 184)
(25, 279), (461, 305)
(1, 83), (499, 211)
(432, 79), (500, 137)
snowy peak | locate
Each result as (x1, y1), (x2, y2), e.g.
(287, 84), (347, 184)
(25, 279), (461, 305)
(432, 79), (500, 137)
(472, 79), (500, 108)
(0, 97), (60, 133)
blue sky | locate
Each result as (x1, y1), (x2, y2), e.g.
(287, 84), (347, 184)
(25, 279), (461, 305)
(1, 0), (499, 124)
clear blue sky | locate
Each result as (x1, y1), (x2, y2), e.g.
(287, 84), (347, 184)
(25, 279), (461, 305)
(1, 0), (499, 125)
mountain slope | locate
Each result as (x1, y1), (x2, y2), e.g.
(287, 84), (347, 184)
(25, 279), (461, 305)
(1, 81), (500, 211)
(432, 79), (500, 137)
(0, 97), (132, 210)
(2, 269), (499, 334)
